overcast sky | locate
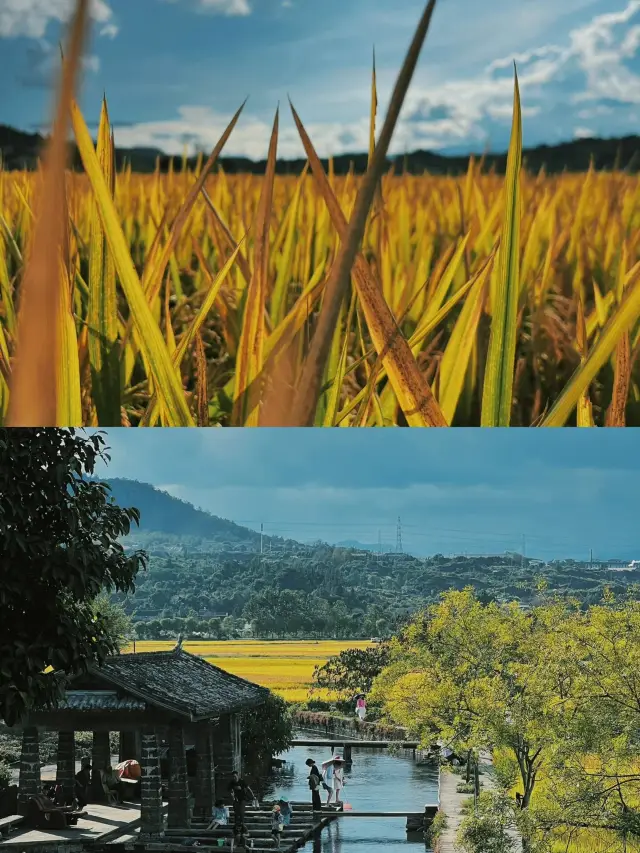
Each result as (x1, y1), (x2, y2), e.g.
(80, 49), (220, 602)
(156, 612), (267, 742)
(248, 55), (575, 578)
(92, 429), (640, 561)
(1, 0), (638, 157)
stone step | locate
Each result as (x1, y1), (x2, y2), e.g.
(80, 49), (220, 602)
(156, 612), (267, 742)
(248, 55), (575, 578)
(145, 844), (295, 852)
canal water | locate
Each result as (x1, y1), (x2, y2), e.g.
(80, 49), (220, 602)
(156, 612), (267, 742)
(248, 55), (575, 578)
(258, 742), (439, 853)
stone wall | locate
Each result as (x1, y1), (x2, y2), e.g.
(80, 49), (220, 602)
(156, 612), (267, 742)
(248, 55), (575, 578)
(17, 727), (40, 815)
(293, 710), (408, 741)
(139, 728), (164, 837)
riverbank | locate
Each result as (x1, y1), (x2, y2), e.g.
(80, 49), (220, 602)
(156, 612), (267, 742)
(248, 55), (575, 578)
(437, 755), (522, 853)
(293, 711), (408, 742)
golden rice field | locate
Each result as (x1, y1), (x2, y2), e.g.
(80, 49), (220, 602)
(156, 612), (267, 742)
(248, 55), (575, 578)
(127, 639), (372, 702)
(3, 0), (640, 427)
(3, 149), (640, 427)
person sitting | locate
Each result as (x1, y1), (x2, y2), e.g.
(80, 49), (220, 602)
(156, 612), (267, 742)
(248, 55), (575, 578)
(207, 799), (229, 830)
(102, 765), (123, 803)
(232, 821), (250, 851)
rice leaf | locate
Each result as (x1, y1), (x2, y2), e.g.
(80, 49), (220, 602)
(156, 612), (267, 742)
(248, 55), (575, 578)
(289, 0), (440, 426)
(87, 98), (120, 425)
(480, 67), (522, 427)
(70, 98), (194, 426)
(233, 108), (279, 426)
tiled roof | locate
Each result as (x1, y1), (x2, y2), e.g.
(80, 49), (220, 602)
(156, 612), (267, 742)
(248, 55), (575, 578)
(59, 691), (147, 711)
(89, 649), (269, 719)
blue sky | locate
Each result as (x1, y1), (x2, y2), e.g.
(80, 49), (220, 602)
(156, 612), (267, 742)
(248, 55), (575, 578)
(1, 0), (639, 157)
(93, 429), (640, 560)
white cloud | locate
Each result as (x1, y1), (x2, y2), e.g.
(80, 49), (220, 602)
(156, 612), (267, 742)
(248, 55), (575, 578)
(197, 0), (251, 13)
(163, 0), (251, 15)
(395, 0), (640, 148)
(44, 0), (640, 158)
(0, 0), (117, 39)
(16, 35), (101, 87)
(83, 54), (100, 73)
(111, 105), (374, 160)
(574, 126), (595, 137)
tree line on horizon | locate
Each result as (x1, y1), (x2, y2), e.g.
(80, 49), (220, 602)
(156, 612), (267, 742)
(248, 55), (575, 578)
(2, 122), (640, 175)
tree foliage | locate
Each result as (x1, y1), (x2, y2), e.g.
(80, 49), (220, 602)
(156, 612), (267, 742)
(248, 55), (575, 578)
(0, 428), (147, 725)
(373, 589), (640, 850)
(241, 693), (293, 764)
(457, 791), (518, 853)
(92, 593), (134, 651)
(312, 645), (390, 700)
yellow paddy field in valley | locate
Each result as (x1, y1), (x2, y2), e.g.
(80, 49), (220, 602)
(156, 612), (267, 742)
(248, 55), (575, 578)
(128, 640), (372, 701)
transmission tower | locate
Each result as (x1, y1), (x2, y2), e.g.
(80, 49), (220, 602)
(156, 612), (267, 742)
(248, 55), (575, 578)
(396, 516), (403, 554)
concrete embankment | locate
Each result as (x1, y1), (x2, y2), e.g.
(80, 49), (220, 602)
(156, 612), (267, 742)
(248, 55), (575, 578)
(436, 755), (522, 853)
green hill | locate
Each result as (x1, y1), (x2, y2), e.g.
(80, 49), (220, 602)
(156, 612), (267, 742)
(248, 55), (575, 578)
(105, 479), (637, 640)
(106, 478), (263, 545)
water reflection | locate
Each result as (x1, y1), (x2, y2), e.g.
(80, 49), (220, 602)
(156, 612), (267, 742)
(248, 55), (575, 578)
(258, 744), (438, 853)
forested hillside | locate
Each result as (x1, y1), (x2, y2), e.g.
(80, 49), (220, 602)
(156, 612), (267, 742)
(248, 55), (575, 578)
(106, 478), (265, 545)
(108, 480), (635, 640)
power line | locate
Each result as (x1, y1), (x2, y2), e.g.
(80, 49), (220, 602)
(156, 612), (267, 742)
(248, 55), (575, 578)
(233, 518), (617, 547)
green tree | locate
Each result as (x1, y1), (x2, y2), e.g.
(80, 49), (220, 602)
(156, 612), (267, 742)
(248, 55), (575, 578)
(541, 598), (640, 841)
(457, 791), (518, 853)
(0, 428), (147, 725)
(208, 618), (223, 639)
(372, 591), (571, 819)
(241, 693), (293, 767)
(312, 645), (390, 701)
(92, 593), (133, 651)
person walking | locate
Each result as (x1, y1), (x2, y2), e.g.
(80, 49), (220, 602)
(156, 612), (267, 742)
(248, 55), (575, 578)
(228, 771), (255, 834)
(355, 695), (367, 721)
(74, 757), (92, 809)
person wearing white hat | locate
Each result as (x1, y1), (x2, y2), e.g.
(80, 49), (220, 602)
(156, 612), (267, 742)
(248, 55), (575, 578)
(321, 756), (345, 806)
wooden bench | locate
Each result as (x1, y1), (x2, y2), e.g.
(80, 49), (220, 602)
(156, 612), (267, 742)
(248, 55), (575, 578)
(0, 815), (23, 838)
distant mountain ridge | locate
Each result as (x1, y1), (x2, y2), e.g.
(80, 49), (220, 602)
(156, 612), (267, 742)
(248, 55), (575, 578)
(105, 478), (263, 545)
(2, 123), (640, 174)
(101, 477), (640, 634)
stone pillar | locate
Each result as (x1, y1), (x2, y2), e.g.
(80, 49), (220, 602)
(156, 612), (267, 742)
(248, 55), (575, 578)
(119, 731), (136, 763)
(231, 714), (242, 776)
(212, 714), (239, 793)
(56, 731), (75, 804)
(194, 721), (215, 819)
(140, 727), (164, 837)
(91, 731), (111, 801)
(168, 722), (190, 828)
(17, 727), (41, 815)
